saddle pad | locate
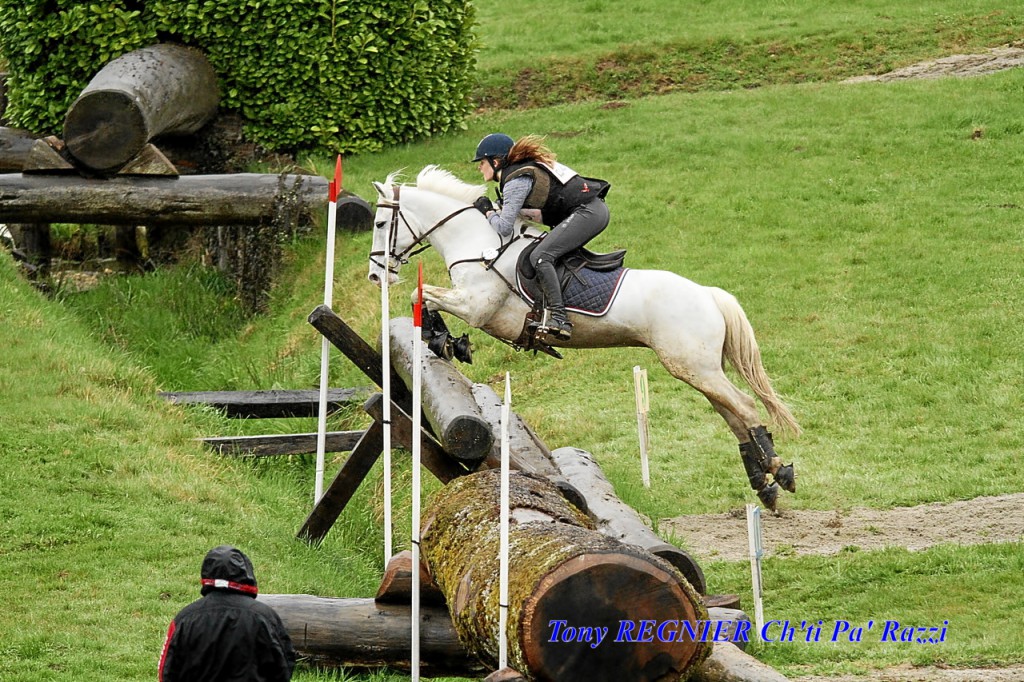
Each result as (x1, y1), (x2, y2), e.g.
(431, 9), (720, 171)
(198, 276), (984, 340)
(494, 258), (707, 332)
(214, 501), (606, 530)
(517, 266), (629, 317)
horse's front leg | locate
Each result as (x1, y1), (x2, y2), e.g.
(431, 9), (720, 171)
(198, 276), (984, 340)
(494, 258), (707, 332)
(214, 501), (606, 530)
(417, 284), (493, 329)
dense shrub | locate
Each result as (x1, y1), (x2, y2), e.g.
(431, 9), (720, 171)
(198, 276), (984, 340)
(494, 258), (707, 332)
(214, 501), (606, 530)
(0, 0), (477, 153)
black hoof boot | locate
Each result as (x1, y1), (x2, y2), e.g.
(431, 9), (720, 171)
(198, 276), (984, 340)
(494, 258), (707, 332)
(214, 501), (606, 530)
(757, 483), (779, 512)
(739, 442), (766, 490)
(774, 463), (796, 493)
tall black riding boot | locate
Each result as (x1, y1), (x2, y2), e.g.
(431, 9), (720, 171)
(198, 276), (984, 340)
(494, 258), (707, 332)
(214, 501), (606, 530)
(535, 256), (573, 341)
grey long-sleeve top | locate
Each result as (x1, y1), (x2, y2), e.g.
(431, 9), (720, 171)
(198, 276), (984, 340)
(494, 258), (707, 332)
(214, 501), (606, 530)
(486, 175), (533, 241)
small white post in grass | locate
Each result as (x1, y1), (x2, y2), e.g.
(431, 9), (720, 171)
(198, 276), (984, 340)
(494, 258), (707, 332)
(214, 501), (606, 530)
(746, 503), (765, 641)
(381, 219), (393, 565)
(498, 372), (512, 669)
(411, 262), (424, 682)
(633, 365), (651, 488)
(314, 155), (342, 504)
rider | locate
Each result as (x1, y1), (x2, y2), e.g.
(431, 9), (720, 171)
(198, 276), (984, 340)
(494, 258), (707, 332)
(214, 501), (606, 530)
(472, 133), (610, 342)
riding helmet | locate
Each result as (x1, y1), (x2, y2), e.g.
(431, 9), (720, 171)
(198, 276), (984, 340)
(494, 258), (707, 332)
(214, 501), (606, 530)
(472, 133), (515, 162)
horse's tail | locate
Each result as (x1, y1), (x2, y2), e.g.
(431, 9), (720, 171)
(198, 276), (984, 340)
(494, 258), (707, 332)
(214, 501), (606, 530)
(710, 287), (802, 436)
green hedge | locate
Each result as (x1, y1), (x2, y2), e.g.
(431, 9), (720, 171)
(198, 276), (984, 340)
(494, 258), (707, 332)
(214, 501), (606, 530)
(0, 0), (477, 154)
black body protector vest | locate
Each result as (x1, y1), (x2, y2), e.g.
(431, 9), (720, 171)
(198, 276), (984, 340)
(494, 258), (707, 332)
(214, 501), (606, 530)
(498, 160), (610, 226)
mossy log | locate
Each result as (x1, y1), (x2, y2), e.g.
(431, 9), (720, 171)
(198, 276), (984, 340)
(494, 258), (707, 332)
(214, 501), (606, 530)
(550, 446), (706, 595)
(421, 470), (710, 682)
(390, 317), (493, 463)
(63, 44), (219, 172)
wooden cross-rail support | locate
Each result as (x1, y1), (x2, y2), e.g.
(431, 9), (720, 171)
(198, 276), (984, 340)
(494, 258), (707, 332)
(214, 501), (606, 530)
(160, 387), (370, 419)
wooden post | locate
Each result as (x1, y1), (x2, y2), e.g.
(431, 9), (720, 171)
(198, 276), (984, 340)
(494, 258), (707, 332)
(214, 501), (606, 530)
(421, 470), (710, 681)
(297, 420), (385, 544)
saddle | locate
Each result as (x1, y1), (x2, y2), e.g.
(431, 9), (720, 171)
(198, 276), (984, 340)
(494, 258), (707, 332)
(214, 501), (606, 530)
(512, 241), (629, 357)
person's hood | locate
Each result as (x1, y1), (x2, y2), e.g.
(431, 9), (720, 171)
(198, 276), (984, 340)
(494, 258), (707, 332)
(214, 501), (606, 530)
(199, 545), (258, 597)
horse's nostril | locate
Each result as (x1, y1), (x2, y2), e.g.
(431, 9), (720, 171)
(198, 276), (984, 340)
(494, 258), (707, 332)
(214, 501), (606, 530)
(368, 273), (379, 283)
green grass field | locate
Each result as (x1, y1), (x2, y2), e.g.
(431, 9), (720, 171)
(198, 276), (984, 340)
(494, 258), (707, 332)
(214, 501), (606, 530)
(2, 1), (1023, 680)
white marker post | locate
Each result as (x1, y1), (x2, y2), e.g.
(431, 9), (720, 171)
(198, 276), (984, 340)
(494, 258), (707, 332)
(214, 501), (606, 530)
(746, 503), (765, 640)
(381, 221), (393, 564)
(314, 155), (342, 503)
(411, 262), (424, 681)
(498, 372), (512, 669)
(633, 366), (651, 488)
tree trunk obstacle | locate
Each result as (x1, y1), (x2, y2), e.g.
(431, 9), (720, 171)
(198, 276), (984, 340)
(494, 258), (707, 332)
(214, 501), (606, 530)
(0, 172), (369, 227)
(62, 43), (219, 173)
(421, 469), (710, 681)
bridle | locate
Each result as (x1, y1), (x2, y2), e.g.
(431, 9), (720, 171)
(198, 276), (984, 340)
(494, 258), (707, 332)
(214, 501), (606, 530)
(368, 184), (477, 274)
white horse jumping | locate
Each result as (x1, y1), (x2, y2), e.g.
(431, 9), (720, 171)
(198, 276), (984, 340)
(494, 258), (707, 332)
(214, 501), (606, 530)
(367, 165), (800, 510)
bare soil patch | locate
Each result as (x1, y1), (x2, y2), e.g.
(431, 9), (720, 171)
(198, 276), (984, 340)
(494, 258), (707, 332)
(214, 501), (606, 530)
(662, 493), (1024, 562)
(844, 45), (1024, 83)
(794, 663), (1024, 682)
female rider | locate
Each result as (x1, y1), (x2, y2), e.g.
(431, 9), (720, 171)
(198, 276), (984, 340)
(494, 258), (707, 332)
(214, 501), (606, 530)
(472, 133), (610, 342)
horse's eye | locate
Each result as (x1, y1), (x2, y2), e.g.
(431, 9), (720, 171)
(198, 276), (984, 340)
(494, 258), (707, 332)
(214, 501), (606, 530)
(375, 221), (386, 229)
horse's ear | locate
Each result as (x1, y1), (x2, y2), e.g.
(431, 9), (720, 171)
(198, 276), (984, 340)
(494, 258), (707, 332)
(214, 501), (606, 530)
(372, 182), (386, 198)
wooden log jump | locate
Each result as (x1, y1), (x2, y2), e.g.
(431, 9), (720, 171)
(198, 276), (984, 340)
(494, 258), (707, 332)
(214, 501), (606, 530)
(551, 446), (707, 595)
(421, 469), (710, 681)
(0, 172), (371, 228)
(389, 317), (493, 464)
(62, 44), (219, 173)
(257, 594), (482, 678)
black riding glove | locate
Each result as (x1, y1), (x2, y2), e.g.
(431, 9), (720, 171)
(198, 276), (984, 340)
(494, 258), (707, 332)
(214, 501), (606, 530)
(473, 196), (494, 215)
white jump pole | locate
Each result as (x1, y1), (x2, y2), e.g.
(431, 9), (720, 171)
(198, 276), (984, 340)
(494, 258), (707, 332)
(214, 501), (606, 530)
(314, 155), (342, 503)
(633, 365), (651, 488)
(411, 262), (424, 681)
(381, 219), (393, 564)
(498, 372), (512, 669)
(746, 503), (765, 640)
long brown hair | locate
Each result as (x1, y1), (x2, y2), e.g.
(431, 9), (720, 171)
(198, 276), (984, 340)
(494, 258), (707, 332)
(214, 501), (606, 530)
(505, 134), (556, 166)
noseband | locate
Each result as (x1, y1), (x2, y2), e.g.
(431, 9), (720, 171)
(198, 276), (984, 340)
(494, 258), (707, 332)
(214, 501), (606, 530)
(369, 184), (476, 273)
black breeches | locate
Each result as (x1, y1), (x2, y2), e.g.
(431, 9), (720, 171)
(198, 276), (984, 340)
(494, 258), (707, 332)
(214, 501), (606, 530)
(534, 199), (610, 308)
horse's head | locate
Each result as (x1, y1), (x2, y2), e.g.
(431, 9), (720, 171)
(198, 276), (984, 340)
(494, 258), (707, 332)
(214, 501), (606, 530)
(367, 166), (488, 287)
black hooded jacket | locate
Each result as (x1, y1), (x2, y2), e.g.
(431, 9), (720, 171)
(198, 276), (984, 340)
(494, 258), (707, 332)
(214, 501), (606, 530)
(158, 546), (296, 682)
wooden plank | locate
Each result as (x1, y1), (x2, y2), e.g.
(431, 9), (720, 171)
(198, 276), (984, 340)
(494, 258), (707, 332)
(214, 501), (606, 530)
(159, 387), (370, 418)
(200, 430), (365, 457)
(297, 420), (385, 544)
(363, 392), (468, 484)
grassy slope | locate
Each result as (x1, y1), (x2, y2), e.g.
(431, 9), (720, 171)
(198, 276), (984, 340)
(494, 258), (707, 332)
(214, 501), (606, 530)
(4, 2), (1024, 679)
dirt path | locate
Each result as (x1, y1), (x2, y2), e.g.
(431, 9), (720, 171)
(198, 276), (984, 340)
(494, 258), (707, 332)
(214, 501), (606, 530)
(793, 663), (1024, 682)
(844, 45), (1024, 83)
(662, 492), (1024, 562)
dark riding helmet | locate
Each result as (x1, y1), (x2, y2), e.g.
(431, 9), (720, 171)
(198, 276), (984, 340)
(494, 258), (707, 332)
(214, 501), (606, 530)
(472, 133), (515, 162)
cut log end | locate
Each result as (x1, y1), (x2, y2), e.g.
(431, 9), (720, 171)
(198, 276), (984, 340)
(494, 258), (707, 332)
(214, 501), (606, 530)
(519, 551), (707, 682)
(64, 90), (148, 171)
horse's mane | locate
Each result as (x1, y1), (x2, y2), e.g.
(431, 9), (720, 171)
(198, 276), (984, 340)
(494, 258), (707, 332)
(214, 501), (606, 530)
(414, 165), (486, 204)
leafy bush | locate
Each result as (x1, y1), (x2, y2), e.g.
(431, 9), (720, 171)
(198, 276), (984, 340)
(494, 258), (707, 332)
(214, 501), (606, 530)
(0, 0), (476, 153)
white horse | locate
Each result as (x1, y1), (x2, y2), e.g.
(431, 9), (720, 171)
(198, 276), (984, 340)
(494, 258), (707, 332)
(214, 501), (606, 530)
(367, 165), (799, 509)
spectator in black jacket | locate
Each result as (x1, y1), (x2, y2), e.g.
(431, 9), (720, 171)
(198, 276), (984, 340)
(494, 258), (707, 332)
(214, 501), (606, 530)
(158, 545), (296, 682)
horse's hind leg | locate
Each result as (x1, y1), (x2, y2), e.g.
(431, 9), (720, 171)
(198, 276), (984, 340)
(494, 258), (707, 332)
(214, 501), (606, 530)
(675, 367), (793, 510)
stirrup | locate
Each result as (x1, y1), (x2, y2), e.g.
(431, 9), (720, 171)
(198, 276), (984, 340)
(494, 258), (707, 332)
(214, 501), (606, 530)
(537, 310), (572, 342)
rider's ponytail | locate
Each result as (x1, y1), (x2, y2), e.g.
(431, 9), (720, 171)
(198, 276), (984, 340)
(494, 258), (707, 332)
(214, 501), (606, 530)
(506, 135), (556, 167)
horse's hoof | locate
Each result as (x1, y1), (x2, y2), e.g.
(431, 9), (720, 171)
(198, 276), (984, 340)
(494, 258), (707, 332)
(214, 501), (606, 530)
(774, 463), (796, 493)
(757, 483), (779, 512)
